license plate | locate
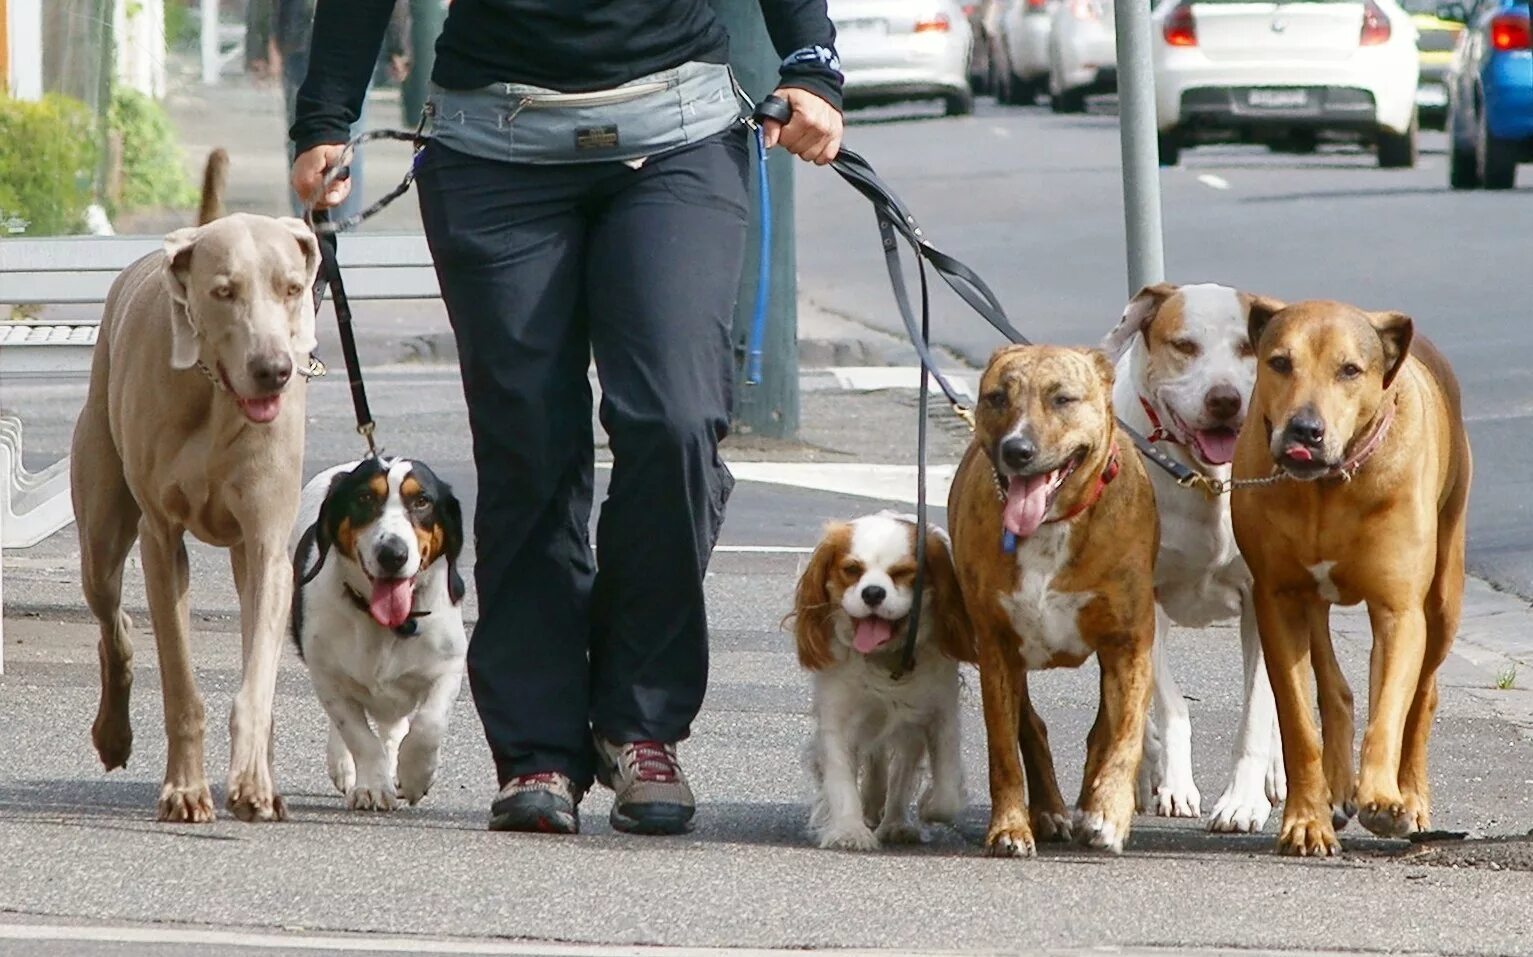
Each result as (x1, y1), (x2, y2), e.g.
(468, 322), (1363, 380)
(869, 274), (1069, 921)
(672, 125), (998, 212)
(1246, 88), (1310, 109)
(1416, 83), (1448, 108)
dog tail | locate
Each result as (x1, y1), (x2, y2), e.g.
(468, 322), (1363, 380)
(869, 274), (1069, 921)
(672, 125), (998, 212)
(197, 148), (230, 226)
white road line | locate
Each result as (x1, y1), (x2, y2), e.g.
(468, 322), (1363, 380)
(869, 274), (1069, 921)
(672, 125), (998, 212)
(714, 545), (814, 554)
(1196, 174), (1231, 190)
(595, 462), (956, 507)
(0, 923), (982, 956)
(990, 125), (1011, 137)
(824, 366), (975, 398)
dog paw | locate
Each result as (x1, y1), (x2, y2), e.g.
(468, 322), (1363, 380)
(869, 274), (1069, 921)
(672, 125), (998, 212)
(227, 781), (288, 823)
(395, 753), (438, 807)
(1266, 754), (1288, 805)
(1277, 810), (1340, 857)
(985, 825), (1037, 858)
(1332, 799), (1358, 831)
(1356, 798), (1414, 839)
(91, 715), (133, 772)
(1150, 780), (1202, 820)
(1208, 789), (1273, 834)
(875, 819), (924, 845)
(917, 786), (963, 825)
(1031, 809), (1074, 843)
(157, 782), (215, 824)
(347, 781), (398, 812)
(327, 751), (356, 796)
(1073, 809), (1126, 855)
(818, 823), (880, 851)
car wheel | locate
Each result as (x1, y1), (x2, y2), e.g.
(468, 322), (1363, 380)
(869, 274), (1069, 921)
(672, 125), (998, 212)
(1450, 135), (1481, 190)
(1052, 85), (1086, 114)
(1479, 111), (1518, 189)
(1376, 117), (1417, 169)
(1004, 73), (1037, 106)
(946, 90), (976, 117)
(1158, 131), (1181, 167)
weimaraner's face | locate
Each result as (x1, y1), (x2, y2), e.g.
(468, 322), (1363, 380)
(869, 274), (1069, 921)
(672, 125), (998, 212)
(162, 213), (321, 424)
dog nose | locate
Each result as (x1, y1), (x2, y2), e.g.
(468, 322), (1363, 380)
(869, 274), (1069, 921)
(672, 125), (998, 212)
(248, 354), (293, 393)
(861, 584), (887, 608)
(1284, 414), (1326, 446)
(375, 536), (410, 576)
(1204, 385), (1242, 422)
(1000, 436), (1037, 471)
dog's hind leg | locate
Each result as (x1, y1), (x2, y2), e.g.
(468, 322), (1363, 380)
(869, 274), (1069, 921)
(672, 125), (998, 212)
(874, 730), (925, 845)
(397, 672), (462, 806)
(1309, 602), (1357, 831)
(1017, 675), (1072, 843)
(860, 747), (887, 828)
(225, 538), (291, 822)
(139, 519), (215, 823)
(918, 686), (965, 826)
(72, 412), (141, 772)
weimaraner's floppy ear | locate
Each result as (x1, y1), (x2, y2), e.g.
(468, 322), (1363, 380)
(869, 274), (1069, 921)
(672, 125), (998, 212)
(1100, 282), (1178, 362)
(162, 226), (203, 370)
(277, 218), (323, 357)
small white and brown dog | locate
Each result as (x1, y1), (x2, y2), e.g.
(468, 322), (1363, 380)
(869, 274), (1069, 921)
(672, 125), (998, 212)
(790, 511), (974, 851)
(290, 456), (468, 811)
(1100, 281), (1288, 833)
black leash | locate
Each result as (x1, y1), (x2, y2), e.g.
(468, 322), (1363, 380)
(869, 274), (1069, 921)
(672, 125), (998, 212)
(751, 96), (1207, 679)
(308, 207), (379, 456)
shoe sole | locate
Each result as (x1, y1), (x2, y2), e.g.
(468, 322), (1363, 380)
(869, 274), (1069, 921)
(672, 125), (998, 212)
(489, 793), (579, 835)
(610, 802), (695, 836)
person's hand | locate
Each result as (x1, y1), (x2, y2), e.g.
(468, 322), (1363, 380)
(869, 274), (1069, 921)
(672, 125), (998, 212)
(760, 86), (843, 165)
(388, 53), (411, 84)
(291, 144), (351, 210)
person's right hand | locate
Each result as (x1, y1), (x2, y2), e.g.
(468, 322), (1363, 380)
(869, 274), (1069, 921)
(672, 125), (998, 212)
(291, 144), (350, 210)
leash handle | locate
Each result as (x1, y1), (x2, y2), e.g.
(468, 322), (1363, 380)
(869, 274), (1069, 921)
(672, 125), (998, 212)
(753, 94), (793, 127)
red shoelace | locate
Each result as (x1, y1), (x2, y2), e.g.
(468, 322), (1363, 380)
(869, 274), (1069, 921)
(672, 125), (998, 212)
(626, 741), (680, 783)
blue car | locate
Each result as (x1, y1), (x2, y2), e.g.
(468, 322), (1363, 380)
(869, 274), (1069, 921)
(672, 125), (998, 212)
(1443, 0), (1533, 189)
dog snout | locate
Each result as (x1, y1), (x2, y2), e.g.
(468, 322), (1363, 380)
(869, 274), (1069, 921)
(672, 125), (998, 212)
(860, 584), (887, 608)
(1204, 385), (1242, 422)
(248, 353), (293, 393)
(999, 435), (1037, 471)
(375, 536), (411, 576)
(1283, 412), (1326, 447)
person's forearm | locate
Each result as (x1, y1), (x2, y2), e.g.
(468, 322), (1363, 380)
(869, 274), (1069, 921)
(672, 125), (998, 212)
(759, 0), (844, 110)
(289, 0), (398, 152)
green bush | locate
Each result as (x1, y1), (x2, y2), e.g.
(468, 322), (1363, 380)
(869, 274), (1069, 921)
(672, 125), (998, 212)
(0, 93), (99, 236)
(108, 86), (197, 216)
(164, 0), (198, 50)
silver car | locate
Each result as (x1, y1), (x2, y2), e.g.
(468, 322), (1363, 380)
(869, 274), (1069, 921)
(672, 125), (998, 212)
(830, 0), (977, 114)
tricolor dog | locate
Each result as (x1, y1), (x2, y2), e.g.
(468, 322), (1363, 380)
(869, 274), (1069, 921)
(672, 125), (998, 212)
(949, 345), (1158, 856)
(290, 457), (468, 811)
(1100, 282), (1289, 833)
(790, 512), (974, 851)
(1232, 301), (1470, 856)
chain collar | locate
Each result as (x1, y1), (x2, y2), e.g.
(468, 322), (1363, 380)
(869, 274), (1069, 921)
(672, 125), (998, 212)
(193, 355), (327, 395)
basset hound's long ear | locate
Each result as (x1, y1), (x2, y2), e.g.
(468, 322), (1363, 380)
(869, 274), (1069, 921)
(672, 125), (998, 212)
(438, 482), (467, 604)
(789, 523), (849, 672)
(296, 470), (353, 586)
(921, 526), (977, 664)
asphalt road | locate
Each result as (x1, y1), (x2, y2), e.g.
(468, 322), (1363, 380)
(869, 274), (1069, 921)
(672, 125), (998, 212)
(6, 89), (1533, 955)
(793, 97), (1533, 598)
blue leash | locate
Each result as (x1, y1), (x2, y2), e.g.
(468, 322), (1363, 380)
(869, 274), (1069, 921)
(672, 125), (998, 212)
(745, 122), (772, 386)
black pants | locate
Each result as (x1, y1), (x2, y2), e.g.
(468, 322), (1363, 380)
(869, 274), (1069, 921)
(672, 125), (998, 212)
(415, 127), (750, 792)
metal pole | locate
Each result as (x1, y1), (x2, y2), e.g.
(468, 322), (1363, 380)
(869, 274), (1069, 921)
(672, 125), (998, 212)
(402, 0), (444, 126)
(200, 0), (219, 85)
(1113, 0), (1166, 293)
(710, 0), (799, 440)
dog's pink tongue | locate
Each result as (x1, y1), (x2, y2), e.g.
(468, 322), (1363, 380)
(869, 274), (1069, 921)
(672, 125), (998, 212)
(853, 617), (894, 654)
(369, 579), (414, 630)
(1003, 474), (1052, 539)
(1284, 444), (1314, 463)
(1194, 429), (1239, 466)
(238, 395), (283, 424)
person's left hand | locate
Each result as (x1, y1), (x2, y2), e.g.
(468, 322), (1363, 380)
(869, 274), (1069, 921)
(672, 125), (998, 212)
(388, 54), (411, 84)
(760, 86), (843, 165)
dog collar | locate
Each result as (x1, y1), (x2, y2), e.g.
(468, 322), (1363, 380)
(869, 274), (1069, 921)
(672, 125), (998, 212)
(1329, 397), (1396, 481)
(342, 582), (430, 638)
(1139, 395), (1183, 446)
(1001, 446), (1122, 553)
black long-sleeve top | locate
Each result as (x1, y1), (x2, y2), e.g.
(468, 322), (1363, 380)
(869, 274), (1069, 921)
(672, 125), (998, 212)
(290, 0), (843, 154)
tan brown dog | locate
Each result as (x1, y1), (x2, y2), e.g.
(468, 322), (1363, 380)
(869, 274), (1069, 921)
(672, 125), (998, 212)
(949, 344), (1159, 856)
(1231, 300), (1471, 856)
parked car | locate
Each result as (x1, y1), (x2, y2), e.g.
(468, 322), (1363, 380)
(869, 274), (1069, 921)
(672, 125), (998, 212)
(1400, 0), (1467, 128)
(830, 0), (977, 115)
(965, 1), (995, 92)
(1444, 0), (1533, 188)
(993, 0), (1059, 104)
(1048, 0), (1118, 112)
(1150, 0), (1421, 167)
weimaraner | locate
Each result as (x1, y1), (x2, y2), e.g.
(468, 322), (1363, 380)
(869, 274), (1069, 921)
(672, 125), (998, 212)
(72, 149), (321, 822)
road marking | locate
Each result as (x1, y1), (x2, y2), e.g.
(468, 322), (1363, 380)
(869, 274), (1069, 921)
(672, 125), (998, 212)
(1197, 174), (1231, 190)
(714, 544), (814, 554)
(0, 923), (983, 956)
(990, 125), (1011, 138)
(824, 366), (975, 398)
(594, 462), (956, 506)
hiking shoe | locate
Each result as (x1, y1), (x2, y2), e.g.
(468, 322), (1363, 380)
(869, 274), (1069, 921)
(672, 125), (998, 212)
(593, 736), (696, 835)
(488, 772), (582, 834)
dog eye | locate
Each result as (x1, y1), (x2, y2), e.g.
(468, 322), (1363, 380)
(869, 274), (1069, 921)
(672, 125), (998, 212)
(286, 282), (304, 298)
(1051, 393), (1078, 408)
(982, 391), (1008, 410)
(1267, 355), (1293, 374)
(409, 495), (434, 513)
(1172, 339), (1201, 358)
(840, 560), (864, 577)
(211, 285), (234, 300)
(1338, 362), (1363, 380)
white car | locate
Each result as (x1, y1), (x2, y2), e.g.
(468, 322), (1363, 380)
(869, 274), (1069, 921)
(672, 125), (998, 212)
(995, 0), (1061, 104)
(830, 0), (977, 115)
(1150, 0), (1421, 167)
(1048, 0), (1119, 112)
